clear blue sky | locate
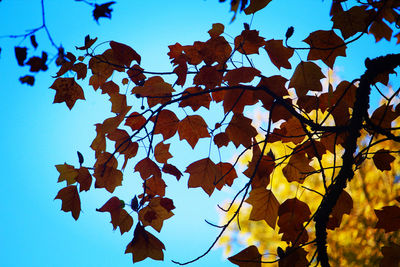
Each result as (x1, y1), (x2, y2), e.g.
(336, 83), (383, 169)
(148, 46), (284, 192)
(0, 1), (397, 266)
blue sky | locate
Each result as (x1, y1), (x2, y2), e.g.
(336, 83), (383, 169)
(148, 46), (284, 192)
(0, 1), (398, 266)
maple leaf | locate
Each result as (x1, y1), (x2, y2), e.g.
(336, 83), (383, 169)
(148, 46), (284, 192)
(162, 164), (183, 181)
(75, 167), (92, 192)
(200, 36), (232, 65)
(370, 104), (397, 130)
(223, 89), (257, 114)
(245, 187), (280, 229)
(278, 246), (309, 267)
(303, 30), (346, 68)
(134, 157), (161, 180)
(332, 6), (371, 39)
(214, 132), (230, 148)
(50, 77), (85, 110)
(215, 162), (238, 190)
(228, 245), (262, 267)
(125, 223), (165, 263)
(208, 23), (224, 38)
(76, 35), (97, 50)
(107, 128), (138, 169)
(278, 198), (311, 244)
(178, 115), (210, 148)
(97, 196), (133, 234)
(93, 1), (115, 22)
(369, 19), (393, 42)
(279, 117), (307, 144)
(72, 62), (87, 80)
(151, 109), (179, 140)
(186, 158), (221, 196)
(373, 149), (396, 171)
(193, 65), (223, 89)
(178, 87), (211, 111)
(327, 190), (353, 229)
(26, 52), (48, 72)
(375, 205), (400, 233)
(223, 67), (261, 86)
(55, 163), (78, 185)
(127, 64), (146, 85)
(154, 142), (172, 164)
(55, 185), (81, 220)
(264, 39), (294, 69)
(125, 112), (147, 131)
(234, 29), (266, 55)
(132, 76), (175, 107)
(289, 61), (325, 97)
(225, 113), (258, 148)
(254, 75), (289, 110)
(93, 152), (123, 193)
(282, 152), (315, 184)
(144, 175), (166, 197)
(138, 197), (174, 232)
(109, 93), (127, 114)
(110, 41), (141, 67)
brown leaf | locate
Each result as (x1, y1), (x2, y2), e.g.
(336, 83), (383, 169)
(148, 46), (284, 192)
(56, 163), (78, 185)
(55, 185), (81, 220)
(178, 87), (211, 111)
(289, 61), (325, 97)
(110, 40), (141, 67)
(234, 29), (266, 55)
(228, 245), (262, 267)
(135, 157), (161, 180)
(154, 142), (172, 164)
(96, 196), (133, 234)
(303, 30), (346, 68)
(264, 39), (294, 69)
(246, 188), (280, 229)
(214, 132), (230, 148)
(50, 78), (85, 110)
(186, 158), (221, 196)
(244, 0), (272, 15)
(132, 76), (175, 107)
(208, 23), (224, 38)
(373, 149), (396, 171)
(332, 6), (371, 39)
(125, 223), (165, 263)
(223, 67), (261, 86)
(327, 190), (353, 229)
(380, 242), (400, 267)
(193, 65), (223, 89)
(226, 113), (258, 148)
(369, 19), (393, 42)
(76, 35), (97, 50)
(178, 115), (210, 149)
(162, 164), (183, 181)
(138, 197), (174, 232)
(75, 167), (92, 192)
(151, 109), (179, 140)
(282, 152), (315, 184)
(375, 205), (400, 232)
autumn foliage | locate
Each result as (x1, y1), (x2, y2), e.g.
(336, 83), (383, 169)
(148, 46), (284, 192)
(53, 0), (400, 266)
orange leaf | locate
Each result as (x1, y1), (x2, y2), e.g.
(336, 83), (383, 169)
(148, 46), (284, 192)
(234, 29), (265, 55)
(151, 109), (179, 140)
(215, 162), (238, 190)
(289, 61), (325, 97)
(208, 23), (224, 38)
(134, 157), (161, 180)
(264, 39), (294, 69)
(76, 167), (92, 192)
(373, 149), (396, 171)
(375, 205), (400, 232)
(303, 30), (346, 68)
(226, 113), (258, 148)
(132, 76), (175, 107)
(55, 163), (78, 185)
(93, 152), (123, 193)
(138, 197), (174, 232)
(161, 164), (183, 181)
(97, 196), (133, 234)
(223, 67), (261, 86)
(90, 123), (106, 156)
(125, 223), (165, 263)
(282, 152), (315, 184)
(55, 185), (81, 220)
(127, 64), (146, 85)
(178, 115), (210, 149)
(100, 80), (119, 95)
(178, 87), (211, 111)
(246, 188), (280, 229)
(193, 65), (223, 89)
(278, 198), (311, 244)
(186, 158), (221, 196)
(110, 41), (141, 67)
(228, 245), (262, 267)
(154, 142), (172, 164)
(109, 93), (127, 114)
(125, 112), (147, 131)
(88, 49), (122, 90)
(327, 190), (353, 229)
(50, 77), (85, 110)
(144, 175), (166, 197)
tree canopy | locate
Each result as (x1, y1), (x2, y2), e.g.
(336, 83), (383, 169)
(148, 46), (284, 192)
(3, 0), (400, 266)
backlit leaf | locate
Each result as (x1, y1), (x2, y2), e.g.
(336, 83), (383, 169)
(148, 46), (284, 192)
(186, 158), (221, 196)
(246, 187), (279, 229)
(55, 185), (81, 220)
(228, 245), (262, 267)
(50, 77), (85, 110)
(178, 115), (210, 149)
